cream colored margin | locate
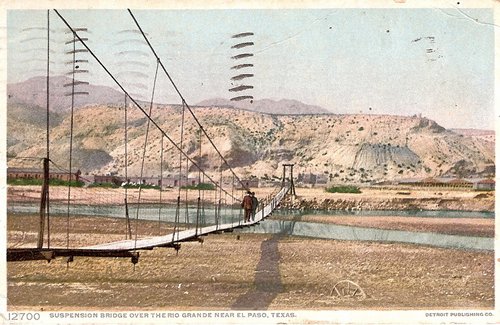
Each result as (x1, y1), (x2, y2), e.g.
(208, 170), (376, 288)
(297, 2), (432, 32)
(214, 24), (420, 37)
(0, 1), (497, 324)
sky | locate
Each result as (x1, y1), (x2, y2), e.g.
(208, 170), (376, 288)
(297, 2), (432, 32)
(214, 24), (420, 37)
(6, 7), (495, 129)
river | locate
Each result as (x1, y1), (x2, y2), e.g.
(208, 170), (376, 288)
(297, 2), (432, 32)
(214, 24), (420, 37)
(7, 203), (494, 251)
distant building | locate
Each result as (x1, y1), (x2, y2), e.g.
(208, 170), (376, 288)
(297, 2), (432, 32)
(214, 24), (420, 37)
(420, 177), (442, 186)
(94, 175), (122, 185)
(160, 175), (198, 187)
(93, 174), (199, 188)
(315, 174), (328, 185)
(446, 178), (472, 189)
(237, 179), (259, 189)
(473, 179), (495, 191)
(7, 167), (81, 182)
(298, 173), (327, 186)
(396, 177), (474, 189)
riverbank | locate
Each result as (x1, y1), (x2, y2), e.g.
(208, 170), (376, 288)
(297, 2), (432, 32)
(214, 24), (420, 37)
(7, 235), (494, 311)
(7, 214), (495, 311)
(7, 185), (495, 212)
(280, 187), (495, 212)
(268, 214), (494, 237)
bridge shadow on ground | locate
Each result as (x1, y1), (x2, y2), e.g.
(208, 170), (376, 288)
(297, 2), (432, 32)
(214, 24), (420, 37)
(231, 234), (284, 310)
(231, 212), (303, 310)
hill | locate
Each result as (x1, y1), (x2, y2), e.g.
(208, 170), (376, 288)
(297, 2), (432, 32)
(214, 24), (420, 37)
(196, 98), (331, 115)
(7, 102), (495, 184)
(8, 76), (331, 116)
(450, 129), (495, 144)
(7, 76), (125, 113)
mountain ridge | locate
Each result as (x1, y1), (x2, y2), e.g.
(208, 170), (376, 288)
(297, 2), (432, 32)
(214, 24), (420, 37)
(196, 97), (331, 115)
(7, 102), (495, 183)
(8, 76), (332, 116)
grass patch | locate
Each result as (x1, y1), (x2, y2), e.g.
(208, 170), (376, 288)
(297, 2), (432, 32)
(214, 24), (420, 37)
(88, 182), (120, 189)
(8, 178), (85, 187)
(325, 185), (361, 194)
(123, 184), (160, 190)
(181, 183), (215, 191)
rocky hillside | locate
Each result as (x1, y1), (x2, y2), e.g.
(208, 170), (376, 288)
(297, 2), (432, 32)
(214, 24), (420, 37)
(7, 102), (495, 184)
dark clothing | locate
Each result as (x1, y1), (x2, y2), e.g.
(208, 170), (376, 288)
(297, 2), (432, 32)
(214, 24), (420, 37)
(251, 196), (258, 221)
(242, 195), (253, 209)
(242, 194), (253, 222)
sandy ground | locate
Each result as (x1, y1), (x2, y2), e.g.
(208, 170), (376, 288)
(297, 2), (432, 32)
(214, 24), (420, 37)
(6, 185), (495, 311)
(7, 185), (493, 206)
(7, 214), (495, 311)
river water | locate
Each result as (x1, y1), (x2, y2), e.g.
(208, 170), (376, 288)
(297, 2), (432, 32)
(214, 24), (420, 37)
(7, 203), (494, 251)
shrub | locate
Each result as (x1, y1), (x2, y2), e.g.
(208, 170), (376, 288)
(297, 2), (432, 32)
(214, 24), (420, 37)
(181, 183), (215, 190)
(325, 185), (361, 194)
(123, 183), (160, 190)
(8, 178), (85, 187)
(88, 182), (119, 188)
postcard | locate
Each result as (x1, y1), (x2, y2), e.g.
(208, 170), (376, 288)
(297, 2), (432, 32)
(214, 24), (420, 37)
(1, 0), (497, 324)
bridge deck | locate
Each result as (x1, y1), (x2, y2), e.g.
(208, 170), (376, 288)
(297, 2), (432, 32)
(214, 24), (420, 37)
(7, 185), (290, 261)
(83, 185), (289, 250)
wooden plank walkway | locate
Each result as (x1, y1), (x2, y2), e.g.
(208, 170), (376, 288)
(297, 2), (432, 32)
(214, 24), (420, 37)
(81, 184), (290, 251)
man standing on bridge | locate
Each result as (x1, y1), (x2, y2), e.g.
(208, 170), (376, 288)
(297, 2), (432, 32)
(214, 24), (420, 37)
(242, 191), (253, 222)
(251, 192), (259, 221)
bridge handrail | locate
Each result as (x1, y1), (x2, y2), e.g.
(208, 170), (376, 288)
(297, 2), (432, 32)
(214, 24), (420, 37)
(81, 183), (292, 251)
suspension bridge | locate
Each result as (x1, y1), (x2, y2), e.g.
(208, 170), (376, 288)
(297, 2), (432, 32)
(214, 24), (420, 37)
(7, 9), (297, 264)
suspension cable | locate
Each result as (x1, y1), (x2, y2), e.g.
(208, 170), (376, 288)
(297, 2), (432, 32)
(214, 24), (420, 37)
(174, 101), (186, 240)
(134, 58), (160, 251)
(201, 170), (206, 227)
(54, 9), (240, 203)
(231, 174), (235, 225)
(195, 127), (202, 235)
(218, 156), (223, 227)
(184, 148), (190, 231)
(214, 177), (218, 230)
(158, 132), (163, 235)
(127, 9), (249, 191)
(65, 31), (77, 250)
(124, 93), (132, 240)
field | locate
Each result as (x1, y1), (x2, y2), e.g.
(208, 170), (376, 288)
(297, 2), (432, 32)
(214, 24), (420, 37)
(7, 213), (494, 311)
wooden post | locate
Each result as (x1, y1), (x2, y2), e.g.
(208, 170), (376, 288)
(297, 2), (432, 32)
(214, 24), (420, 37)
(282, 163), (296, 196)
(125, 198), (132, 240)
(282, 165), (286, 187)
(289, 164), (296, 196)
(37, 158), (49, 249)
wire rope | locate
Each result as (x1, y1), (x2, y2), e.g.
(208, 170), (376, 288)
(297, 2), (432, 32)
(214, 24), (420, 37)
(133, 59), (160, 251)
(53, 10), (239, 203)
(65, 32), (76, 250)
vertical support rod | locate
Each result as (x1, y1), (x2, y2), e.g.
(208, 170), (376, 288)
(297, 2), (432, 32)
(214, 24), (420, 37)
(195, 197), (200, 236)
(158, 133), (163, 234)
(45, 9), (50, 165)
(282, 165), (286, 187)
(125, 198), (132, 240)
(289, 164), (296, 196)
(37, 158), (49, 249)
(45, 10), (51, 249)
(65, 31), (77, 250)
(124, 94), (131, 239)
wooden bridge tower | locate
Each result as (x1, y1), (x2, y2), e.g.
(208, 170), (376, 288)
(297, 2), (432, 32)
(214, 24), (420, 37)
(282, 163), (296, 196)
